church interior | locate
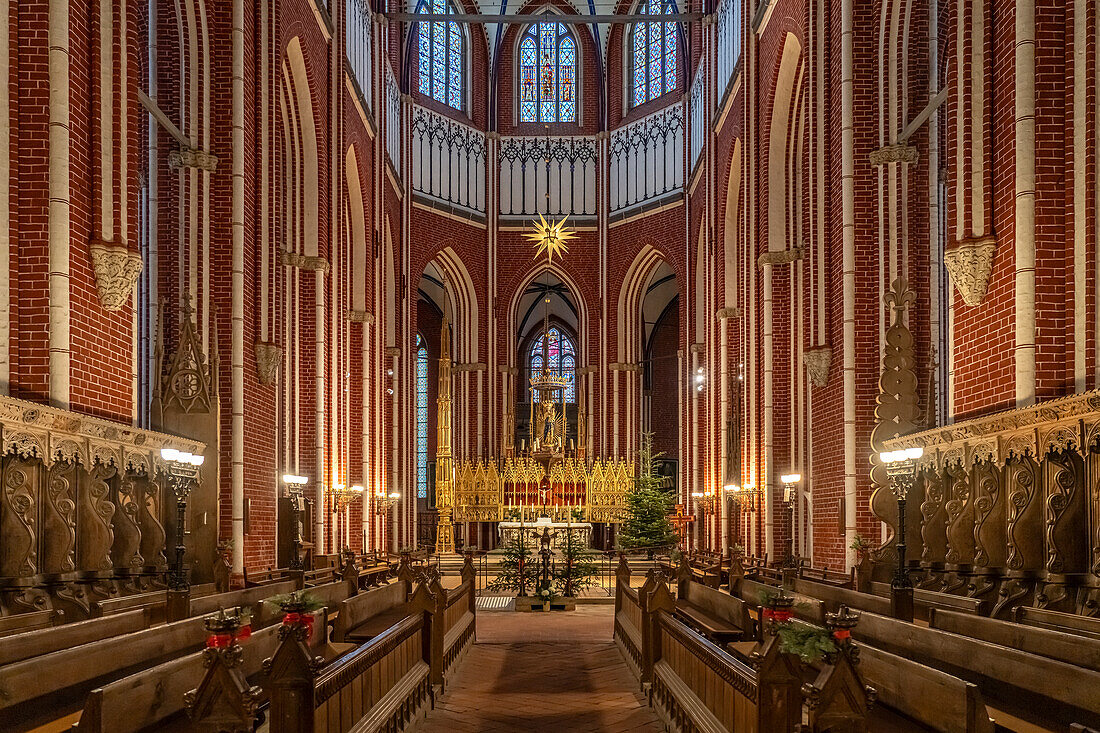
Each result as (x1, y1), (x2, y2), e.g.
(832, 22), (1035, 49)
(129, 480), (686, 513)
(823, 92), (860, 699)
(0, 0), (1098, 730)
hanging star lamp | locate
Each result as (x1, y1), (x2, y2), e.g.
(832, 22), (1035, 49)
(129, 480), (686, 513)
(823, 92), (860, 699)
(525, 213), (576, 266)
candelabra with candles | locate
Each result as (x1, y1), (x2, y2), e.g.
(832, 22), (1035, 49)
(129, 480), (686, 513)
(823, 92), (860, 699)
(327, 484), (364, 553)
(780, 473), (801, 569)
(281, 474), (309, 570)
(723, 482), (760, 554)
(690, 487), (718, 550)
(373, 489), (400, 552)
(878, 446), (923, 621)
(161, 448), (206, 592)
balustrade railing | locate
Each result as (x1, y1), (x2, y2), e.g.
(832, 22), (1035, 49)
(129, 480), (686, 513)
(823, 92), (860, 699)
(716, 0), (742, 100)
(499, 136), (597, 218)
(610, 103), (685, 214)
(411, 105), (486, 215)
(345, 0), (373, 113)
(385, 66), (402, 177)
(689, 65), (706, 171)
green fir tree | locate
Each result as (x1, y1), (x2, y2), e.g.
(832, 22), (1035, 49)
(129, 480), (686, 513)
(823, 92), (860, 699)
(617, 433), (678, 556)
(554, 526), (599, 597)
(487, 529), (540, 595)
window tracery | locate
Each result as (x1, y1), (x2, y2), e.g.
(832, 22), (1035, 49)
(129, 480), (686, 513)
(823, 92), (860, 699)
(528, 326), (577, 402)
(416, 334), (429, 499)
(519, 20), (577, 123)
(417, 0), (465, 110)
(629, 0), (678, 107)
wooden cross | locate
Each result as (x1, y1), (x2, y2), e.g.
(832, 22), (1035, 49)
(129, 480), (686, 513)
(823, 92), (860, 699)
(669, 503), (695, 552)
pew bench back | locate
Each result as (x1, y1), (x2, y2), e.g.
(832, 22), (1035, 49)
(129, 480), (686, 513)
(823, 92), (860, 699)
(736, 578), (826, 625)
(332, 581), (406, 643)
(930, 608), (1100, 673)
(0, 609), (149, 666)
(1014, 606), (1100, 641)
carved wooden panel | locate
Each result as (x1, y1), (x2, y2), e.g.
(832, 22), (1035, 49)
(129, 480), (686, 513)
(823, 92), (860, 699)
(944, 463), (976, 566)
(1091, 449), (1100, 578)
(1005, 456), (1043, 573)
(1, 456), (40, 579)
(1044, 449), (1087, 575)
(972, 460), (1006, 571)
(111, 473), (145, 570)
(77, 464), (116, 573)
(41, 460), (78, 575)
(137, 474), (167, 569)
(918, 468), (948, 566)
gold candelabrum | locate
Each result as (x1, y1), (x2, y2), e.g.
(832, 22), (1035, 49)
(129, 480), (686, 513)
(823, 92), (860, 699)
(328, 483), (364, 513)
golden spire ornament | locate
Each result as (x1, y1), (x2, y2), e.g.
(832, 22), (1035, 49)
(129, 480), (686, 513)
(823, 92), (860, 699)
(525, 213), (576, 265)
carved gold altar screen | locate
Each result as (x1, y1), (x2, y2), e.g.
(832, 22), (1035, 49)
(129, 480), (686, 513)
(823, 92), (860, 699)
(449, 456), (634, 524)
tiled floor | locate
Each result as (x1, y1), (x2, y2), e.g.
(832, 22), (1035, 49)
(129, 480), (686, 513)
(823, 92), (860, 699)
(416, 605), (664, 733)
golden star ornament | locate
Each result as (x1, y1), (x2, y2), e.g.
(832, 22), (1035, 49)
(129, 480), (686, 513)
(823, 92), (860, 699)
(525, 214), (576, 265)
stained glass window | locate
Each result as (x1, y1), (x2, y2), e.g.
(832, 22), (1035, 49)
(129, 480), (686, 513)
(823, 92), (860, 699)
(416, 335), (429, 499)
(630, 0), (678, 107)
(528, 326), (577, 402)
(519, 21), (577, 123)
(417, 0), (464, 110)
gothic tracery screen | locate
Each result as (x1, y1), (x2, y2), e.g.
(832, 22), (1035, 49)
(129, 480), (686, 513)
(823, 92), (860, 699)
(528, 326), (577, 402)
(519, 20), (577, 123)
(630, 0), (678, 107)
(417, 0), (465, 110)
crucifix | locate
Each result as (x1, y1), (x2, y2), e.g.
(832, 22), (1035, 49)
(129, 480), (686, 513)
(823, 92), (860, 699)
(670, 503), (695, 552)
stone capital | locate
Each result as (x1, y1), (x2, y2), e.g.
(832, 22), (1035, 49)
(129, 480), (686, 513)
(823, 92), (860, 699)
(716, 307), (740, 320)
(804, 345), (832, 388)
(944, 236), (996, 307)
(89, 241), (144, 311)
(348, 310), (375, 324)
(254, 342), (281, 386)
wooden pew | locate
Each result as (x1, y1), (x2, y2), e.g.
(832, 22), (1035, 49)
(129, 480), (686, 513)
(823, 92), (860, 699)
(649, 611), (803, 732)
(674, 574), (751, 645)
(1014, 606), (1100, 641)
(790, 577), (893, 617)
(870, 581), (989, 618)
(332, 581), (408, 643)
(852, 610), (1100, 725)
(188, 579), (298, 621)
(432, 574), (476, 691)
(0, 609), (149, 666)
(89, 582), (218, 622)
(0, 614), (213, 728)
(267, 604), (433, 733)
(798, 564), (853, 588)
(735, 577), (826, 625)
(930, 607), (1100, 673)
(859, 641), (995, 733)
(303, 566), (338, 588)
(0, 610), (59, 638)
(244, 566), (295, 588)
(74, 610), (327, 733)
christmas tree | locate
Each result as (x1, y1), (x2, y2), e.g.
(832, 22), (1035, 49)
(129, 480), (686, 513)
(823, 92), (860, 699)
(617, 432), (678, 556)
(554, 525), (599, 597)
(487, 528), (540, 595)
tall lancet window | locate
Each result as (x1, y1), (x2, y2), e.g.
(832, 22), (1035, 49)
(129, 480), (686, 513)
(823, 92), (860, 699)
(528, 327), (577, 402)
(519, 20), (577, 123)
(417, 0), (465, 110)
(416, 334), (429, 499)
(629, 0), (677, 107)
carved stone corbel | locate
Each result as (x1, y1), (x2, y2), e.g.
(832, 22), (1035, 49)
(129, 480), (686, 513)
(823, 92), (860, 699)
(716, 307), (740, 320)
(347, 310), (374, 324)
(869, 144), (919, 166)
(254, 342), (281, 386)
(757, 248), (804, 268)
(944, 237), (996, 307)
(278, 249), (331, 273)
(803, 345), (832, 388)
(167, 148), (219, 172)
(89, 242), (144, 311)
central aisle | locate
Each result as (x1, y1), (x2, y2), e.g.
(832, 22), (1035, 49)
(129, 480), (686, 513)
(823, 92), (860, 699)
(416, 605), (664, 733)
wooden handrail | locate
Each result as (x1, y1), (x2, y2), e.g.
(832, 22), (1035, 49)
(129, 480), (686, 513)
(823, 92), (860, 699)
(315, 614), (423, 703)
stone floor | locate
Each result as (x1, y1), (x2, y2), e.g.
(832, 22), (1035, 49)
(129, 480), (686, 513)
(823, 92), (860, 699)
(415, 605), (664, 733)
